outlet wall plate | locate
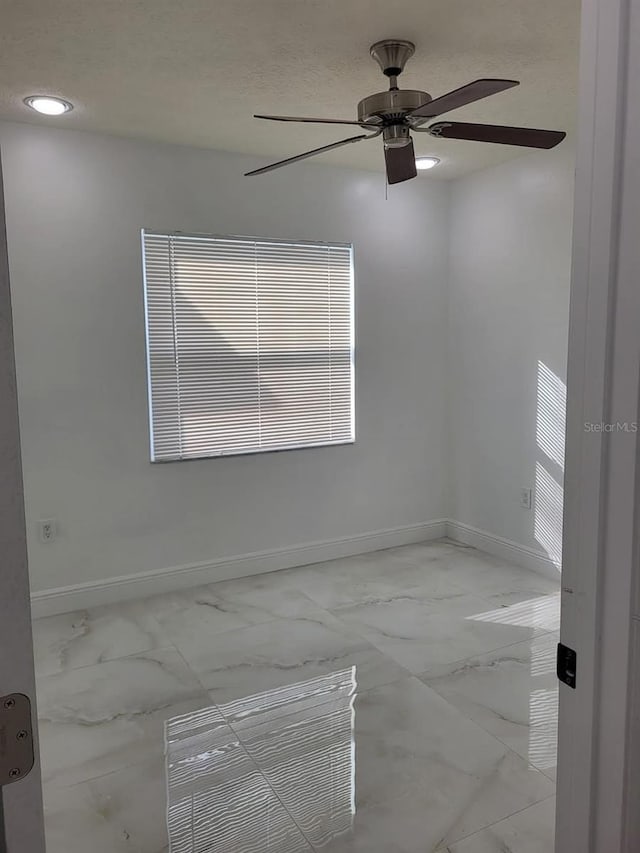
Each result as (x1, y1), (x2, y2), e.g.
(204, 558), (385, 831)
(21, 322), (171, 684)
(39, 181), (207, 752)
(520, 488), (533, 510)
(38, 519), (57, 543)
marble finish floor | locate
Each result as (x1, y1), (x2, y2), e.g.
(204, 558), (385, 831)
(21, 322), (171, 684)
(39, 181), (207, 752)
(33, 539), (560, 853)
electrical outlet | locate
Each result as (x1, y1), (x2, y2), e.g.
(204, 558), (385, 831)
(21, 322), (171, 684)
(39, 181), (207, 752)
(38, 519), (57, 543)
(519, 488), (533, 510)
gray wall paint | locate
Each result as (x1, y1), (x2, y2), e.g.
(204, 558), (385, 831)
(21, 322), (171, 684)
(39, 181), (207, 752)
(447, 148), (574, 560)
(0, 121), (449, 593)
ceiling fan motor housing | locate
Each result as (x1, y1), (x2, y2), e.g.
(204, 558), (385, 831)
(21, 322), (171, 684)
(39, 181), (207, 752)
(357, 90), (432, 130)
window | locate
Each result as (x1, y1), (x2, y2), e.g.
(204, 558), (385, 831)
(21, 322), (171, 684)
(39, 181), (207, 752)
(142, 231), (354, 461)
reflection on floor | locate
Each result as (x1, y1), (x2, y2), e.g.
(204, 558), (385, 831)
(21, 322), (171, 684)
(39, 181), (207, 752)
(33, 539), (560, 852)
(166, 670), (356, 852)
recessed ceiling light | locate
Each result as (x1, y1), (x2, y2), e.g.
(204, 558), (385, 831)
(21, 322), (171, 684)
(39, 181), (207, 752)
(24, 96), (73, 116)
(415, 156), (440, 171)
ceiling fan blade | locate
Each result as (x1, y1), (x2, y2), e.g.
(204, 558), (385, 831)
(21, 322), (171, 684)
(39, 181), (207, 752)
(254, 114), (381, 129)
(245, 133), (374, 176)
(428, 121), (566, 148)
(409, 79), (519, 120)
(385, 138), (418, 185)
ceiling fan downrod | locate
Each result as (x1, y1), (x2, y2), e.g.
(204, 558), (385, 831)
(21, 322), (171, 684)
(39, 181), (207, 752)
(369, 39), (416, 88)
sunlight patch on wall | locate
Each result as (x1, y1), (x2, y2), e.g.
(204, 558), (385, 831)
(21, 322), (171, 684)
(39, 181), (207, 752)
(536, 361), (567, 469)
(535, 462), (564, 569)
(535, 361), (566, 571)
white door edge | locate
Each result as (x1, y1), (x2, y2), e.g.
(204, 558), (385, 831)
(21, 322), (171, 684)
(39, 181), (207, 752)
(0, 153), (45, 850)
(557, 0), (640, 849)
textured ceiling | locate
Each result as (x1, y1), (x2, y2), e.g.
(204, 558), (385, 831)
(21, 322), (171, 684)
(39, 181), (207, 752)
(0, 0), (580, 179)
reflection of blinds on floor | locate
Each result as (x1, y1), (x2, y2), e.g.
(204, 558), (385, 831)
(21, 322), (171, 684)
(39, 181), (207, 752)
(164, 668), (357, 852)
(142, 231), (355, 461)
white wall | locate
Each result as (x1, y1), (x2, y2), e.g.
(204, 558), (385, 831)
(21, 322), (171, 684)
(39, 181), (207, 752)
(0, 121), (449, 595)
(447, 148), (574, 564)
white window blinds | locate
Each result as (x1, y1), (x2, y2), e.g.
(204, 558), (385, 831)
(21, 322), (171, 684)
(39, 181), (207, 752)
(142, 231), (354, 461)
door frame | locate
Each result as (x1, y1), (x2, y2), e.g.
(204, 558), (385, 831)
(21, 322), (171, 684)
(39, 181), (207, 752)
(555, 0), (640, 849)
(0, 159), (45, 850)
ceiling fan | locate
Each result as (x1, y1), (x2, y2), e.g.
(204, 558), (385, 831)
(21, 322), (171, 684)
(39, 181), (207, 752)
(245, 39), (566, 184)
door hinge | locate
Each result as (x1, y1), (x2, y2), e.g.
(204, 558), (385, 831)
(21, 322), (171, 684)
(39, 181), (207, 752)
(0, 694), (34, 786)
(557, 643), (577, 689)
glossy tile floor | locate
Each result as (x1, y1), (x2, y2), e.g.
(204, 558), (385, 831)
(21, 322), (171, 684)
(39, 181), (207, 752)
(33, 539), (560, 853)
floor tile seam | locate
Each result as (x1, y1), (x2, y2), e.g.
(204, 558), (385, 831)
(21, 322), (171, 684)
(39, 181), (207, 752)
(154, 614), (333, 681)
(289, 582), (345, 611)
(167, 644), (222, 704)
(470, 586), (560, 613)
(351, 625), (556, 679)
(38, 589), (553, 678)
(50, 693), (289, 846)
(34, 639), (182, 682)
(46, 728), (298, 852)
(170, 559), (557, 620)
(202, 578), (323, 612)
(42, 751), (166, 803)
(414, 678), (519, 744)
(214, 674), (432, 851)
(434, 792), (557, 851)
(403, 682), (557, 793)
(409, 572), (488, 601)
(324, 586), (473, 619)
(35, 552), (551, 634)
(244, 604), (401, 661)
(226, 732), (318, 851)
(415, 636), (560, 753)
(418, 680), (558, 779)
(325, 588), (559, 630)
(133, 581), (318, 640)
(152, 602), (291, 641)
(279, 607), (378, 643)
(529, 757), (559, 777)
(283, 557), (458, 609)
(436, 685), (555, 784)
(222, 666), (413, 741)
(416, 634), (559, 684)
(38, 646), (215, 790)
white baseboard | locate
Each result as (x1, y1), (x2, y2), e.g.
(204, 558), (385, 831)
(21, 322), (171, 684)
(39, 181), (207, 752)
(445, 519), (561, 580)
(30, 518), (559, 619)
(30, 519), (447, 618)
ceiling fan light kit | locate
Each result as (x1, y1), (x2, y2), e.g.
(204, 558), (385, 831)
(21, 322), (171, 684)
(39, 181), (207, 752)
(416, 156), (440, 170)
(247, 39), (566, 184)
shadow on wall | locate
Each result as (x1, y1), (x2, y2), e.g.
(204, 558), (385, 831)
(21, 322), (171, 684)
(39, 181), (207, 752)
(535, 361), (566, 571)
